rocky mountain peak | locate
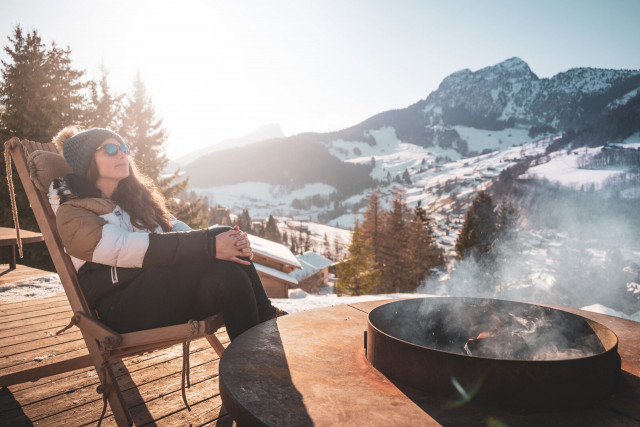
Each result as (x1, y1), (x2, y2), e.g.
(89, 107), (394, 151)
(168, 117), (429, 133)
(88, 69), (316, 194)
(495, 57), (537, 77)
(438, 57), (537, 92)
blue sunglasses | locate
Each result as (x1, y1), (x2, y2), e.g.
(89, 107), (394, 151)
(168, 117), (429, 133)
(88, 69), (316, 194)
(96, 143), (131, 156)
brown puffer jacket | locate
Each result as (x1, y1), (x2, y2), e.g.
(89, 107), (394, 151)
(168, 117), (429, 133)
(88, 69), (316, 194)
(49, 174), (221, 275)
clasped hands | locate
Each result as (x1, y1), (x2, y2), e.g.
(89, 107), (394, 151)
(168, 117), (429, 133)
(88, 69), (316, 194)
(216, 225), (253, 265)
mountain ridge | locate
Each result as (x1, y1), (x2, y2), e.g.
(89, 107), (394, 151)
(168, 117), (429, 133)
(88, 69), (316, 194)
(171, 123), (285, 168)
(182, 57), (640, 193)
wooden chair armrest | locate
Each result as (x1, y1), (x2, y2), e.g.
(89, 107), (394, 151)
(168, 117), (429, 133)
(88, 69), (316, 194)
(119, 313), (225, 349)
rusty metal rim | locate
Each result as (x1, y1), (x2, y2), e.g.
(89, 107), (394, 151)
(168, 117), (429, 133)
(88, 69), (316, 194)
(367, 297), (620, 363)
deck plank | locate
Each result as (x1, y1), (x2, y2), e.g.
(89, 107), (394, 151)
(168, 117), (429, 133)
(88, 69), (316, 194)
(0, 315), (74, 339)
(4, 355), (221, 425)
(0, 305), (74, 325)
(0, 338), (88, 372)
(0, 330), (83, 357)
(4, 336), (226, 397)
(0, 310), (77, 333)
(0, 295), (231, 426)
(0, 294), (67, 316)
(0, 328), (80, 350)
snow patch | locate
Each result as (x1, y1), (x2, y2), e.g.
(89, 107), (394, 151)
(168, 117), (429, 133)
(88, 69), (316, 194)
(0, 274), (63, 302)
(192, 182), (337, 219)
(271, 292), (429, 314)
(580, 304), (640, 322)
(522, 147), (625, 190)
(621, 132), (640, 148)
(453, 126), (532, 153)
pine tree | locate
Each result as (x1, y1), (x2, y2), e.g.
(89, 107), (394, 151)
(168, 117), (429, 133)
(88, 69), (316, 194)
(496, 200), (519, 242)
(235, 209), (252, 233)
(414, 200), (429, 224)
(333, 235), (344, 260)
(0, 26), (86, 270)
(378, 188), (413, 293)
(172, 198), (208, 229)
(455, 191), (498, 260)
(118, 72), (205, 227)
(362, 189), (383, 266)
(323, 233), (332, 260)
(303, 231), (311, 252)
(335, 221), (379, 296)
(402, 168), (411, 185)
(406, 206), (443, 289)
(0, 26), (86, 143)
(119, 72), (168, 182)
(361, 189), (443, 293)
(263, 215), (282, 243)
(253, 222), (265, 237)
(85, 64), (123, 129)
(208, 206), (232, 226)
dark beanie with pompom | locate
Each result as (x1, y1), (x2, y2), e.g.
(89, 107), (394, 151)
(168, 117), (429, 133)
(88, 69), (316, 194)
(62, 128), (125, 178)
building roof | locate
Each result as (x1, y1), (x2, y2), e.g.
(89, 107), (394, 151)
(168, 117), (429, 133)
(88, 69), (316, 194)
(289, 251), (334, 281)
(248, 234), (302, 269)
(254, 262), (299, 286)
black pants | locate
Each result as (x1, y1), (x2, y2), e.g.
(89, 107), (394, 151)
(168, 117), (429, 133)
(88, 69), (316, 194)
(84, 260), (275, 341)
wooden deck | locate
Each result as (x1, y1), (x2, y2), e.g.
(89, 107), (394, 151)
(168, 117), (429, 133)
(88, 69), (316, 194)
(0, 293), (234, 426)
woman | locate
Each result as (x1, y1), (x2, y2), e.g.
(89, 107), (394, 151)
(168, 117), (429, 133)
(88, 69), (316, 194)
(50, 126), (284, 340)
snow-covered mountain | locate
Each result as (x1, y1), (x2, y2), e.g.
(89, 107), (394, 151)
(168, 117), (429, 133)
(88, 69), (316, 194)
(170, 123), (285, 168)
(184, 57), (640, 252)
(323, 57), (640, 155)
(417, 57), (640, 150)
(183, 58), (639, 193)
(426, 57), (640, 127)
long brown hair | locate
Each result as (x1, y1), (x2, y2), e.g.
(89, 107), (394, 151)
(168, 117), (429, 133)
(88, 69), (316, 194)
(86, 157), (173, 232)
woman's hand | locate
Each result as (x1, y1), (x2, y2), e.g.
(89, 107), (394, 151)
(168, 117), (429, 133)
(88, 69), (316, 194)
(215, 226), (253, 265)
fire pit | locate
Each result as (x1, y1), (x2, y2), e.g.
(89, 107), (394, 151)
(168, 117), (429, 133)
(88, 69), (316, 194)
(219, 299), (639, 425)
(366, 297), (621, 408)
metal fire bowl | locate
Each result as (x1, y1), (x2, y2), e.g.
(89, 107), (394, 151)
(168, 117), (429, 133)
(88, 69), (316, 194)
(366, 297), (621, 409)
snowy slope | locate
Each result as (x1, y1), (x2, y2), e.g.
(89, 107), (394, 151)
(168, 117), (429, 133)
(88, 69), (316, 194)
(192, 181), (337, 219)
(522, 147), (626, 190)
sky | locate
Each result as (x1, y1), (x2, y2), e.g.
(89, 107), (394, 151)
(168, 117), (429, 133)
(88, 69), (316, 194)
(1, 0), (639, 159)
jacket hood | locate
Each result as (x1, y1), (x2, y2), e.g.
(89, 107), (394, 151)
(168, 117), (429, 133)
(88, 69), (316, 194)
(50, 174), (102, 203)
(49, 174), (115, 215)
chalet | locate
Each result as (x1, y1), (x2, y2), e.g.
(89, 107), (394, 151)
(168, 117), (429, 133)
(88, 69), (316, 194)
(248, 234), (301, 298)
(289, 251), (334, 294)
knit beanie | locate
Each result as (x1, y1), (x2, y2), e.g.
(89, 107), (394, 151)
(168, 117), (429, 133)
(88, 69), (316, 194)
(62, 128), (126, 178)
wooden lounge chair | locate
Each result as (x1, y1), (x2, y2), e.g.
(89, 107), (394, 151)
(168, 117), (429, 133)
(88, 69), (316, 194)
(2, 137), (226, 426)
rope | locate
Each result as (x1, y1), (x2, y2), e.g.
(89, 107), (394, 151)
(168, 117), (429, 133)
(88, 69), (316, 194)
(4, 141), (23, 258)
(96, 384), (109, 427)
(181, 319), (200, 411)
(96, 337), (114, 427)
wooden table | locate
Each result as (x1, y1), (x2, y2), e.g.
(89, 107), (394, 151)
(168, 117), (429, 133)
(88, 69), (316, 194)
(219, 299), (640, 426)
(0, 227), (44, 270)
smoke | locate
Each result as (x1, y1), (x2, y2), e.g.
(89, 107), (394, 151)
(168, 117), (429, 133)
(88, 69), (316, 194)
(372, 297), (606, 360)
(420, 179), (640, 316)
